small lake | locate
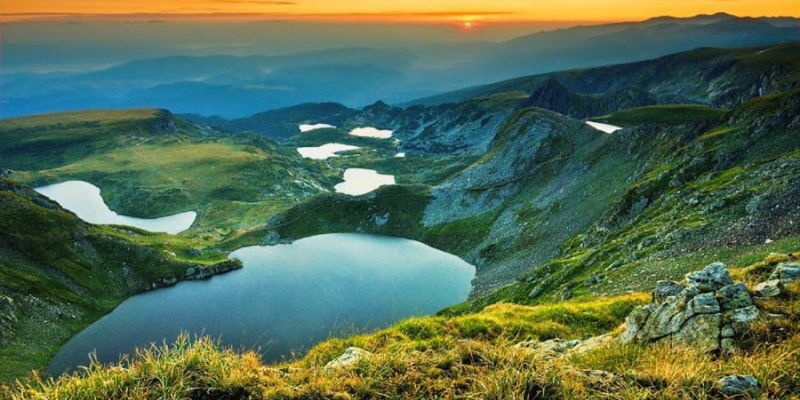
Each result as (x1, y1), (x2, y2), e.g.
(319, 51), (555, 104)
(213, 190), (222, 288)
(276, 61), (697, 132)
(297, 143), (360, 160)
(349, 127), (393, 139)
(334, 168), (395, 196)
(35, 180), (196, 234)
(49, 233), (475, 375)
(299, 123), (336, 132)
(585, 120), (623, 133)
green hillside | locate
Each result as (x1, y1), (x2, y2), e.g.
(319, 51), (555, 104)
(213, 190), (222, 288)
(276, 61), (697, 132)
(1, 110), (332, 236)
(593, 104), (728, 126)
(0, 179), (239, 382)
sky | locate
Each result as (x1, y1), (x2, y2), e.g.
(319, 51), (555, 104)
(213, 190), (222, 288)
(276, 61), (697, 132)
(2, 0), (799, 23)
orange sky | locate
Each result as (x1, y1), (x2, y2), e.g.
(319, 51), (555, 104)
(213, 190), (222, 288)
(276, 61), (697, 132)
(2, 0), (799, 22)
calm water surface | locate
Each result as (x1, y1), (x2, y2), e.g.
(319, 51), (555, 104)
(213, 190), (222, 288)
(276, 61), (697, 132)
(35, 180), (196, 234)
(49, 233), (475, 375)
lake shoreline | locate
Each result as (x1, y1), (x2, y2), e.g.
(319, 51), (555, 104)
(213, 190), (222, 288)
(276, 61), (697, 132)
(49, 233), (475, 375)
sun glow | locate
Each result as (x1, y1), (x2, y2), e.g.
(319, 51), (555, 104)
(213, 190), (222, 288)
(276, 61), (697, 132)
(1, 0), (798, 23)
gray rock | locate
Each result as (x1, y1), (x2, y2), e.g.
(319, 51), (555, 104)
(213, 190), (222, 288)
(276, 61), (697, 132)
(686, 262), (733, 292)
(769, 263), (800, 283)
(688, 293), (721, 315)
(324, 347), (371, 370)
(753, 280), (783, 298)
(568, 334), (613, 355)
(673, 313), (721, 352)
(653, 280), (683, 304)
(727, 305), (760, 336)
(717, 375), (760, 398)
(372, 213), (389, 226)
(619, 304), (657, 344)
(716, 283), (753, 311)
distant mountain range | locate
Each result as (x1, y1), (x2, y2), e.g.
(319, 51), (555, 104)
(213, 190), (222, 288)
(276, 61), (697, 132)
(184, 42), (800, 142)
(1, 13), (797, 118)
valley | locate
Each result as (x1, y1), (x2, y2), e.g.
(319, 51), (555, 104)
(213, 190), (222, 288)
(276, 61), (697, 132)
(1, 39), (799, 398)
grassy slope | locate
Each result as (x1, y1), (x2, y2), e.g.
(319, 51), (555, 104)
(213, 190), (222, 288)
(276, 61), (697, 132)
(1, 110), (329, 238)
(593, 104), (728, 126)
(8, 254), (800, 399)
(0, 179), (238, 382)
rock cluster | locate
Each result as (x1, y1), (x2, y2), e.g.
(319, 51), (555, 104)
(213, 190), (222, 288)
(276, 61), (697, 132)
(515, 334), (613, 359)
(619, 262), (760, 352)
(752, 262), (800, 298)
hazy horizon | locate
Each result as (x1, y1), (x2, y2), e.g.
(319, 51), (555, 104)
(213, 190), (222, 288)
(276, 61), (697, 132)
(1, 8), (797, 118)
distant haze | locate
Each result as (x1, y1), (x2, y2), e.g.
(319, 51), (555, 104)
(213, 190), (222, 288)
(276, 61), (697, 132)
(1, 13), (797, 118)
(1, 20), (575, 73)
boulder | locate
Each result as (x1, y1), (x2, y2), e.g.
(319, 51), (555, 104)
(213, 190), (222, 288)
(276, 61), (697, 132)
(716, 375), (760, 398)
(753, 280), (782, 298)
(685, 262), (733, 292)
(568, 334), (614, 355)
(716, 283), (753, 311)
(324, 347), (371, 370)
(653, 280), (684, 304)
(672, 313), (722, 352)
(769, 263), (800, 283)
(620, 262), (758, 353)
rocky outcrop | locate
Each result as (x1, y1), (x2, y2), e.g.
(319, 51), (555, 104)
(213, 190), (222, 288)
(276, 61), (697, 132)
(184, 259), (242, 281)
(619, 262), (760, 353)
(324, 347), (371, 370)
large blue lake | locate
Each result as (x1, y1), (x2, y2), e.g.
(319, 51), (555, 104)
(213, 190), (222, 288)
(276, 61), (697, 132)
(49, 233), (475, 375)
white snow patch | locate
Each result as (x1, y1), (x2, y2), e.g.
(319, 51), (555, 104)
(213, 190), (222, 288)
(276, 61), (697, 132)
(395, 153), (406, 158)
